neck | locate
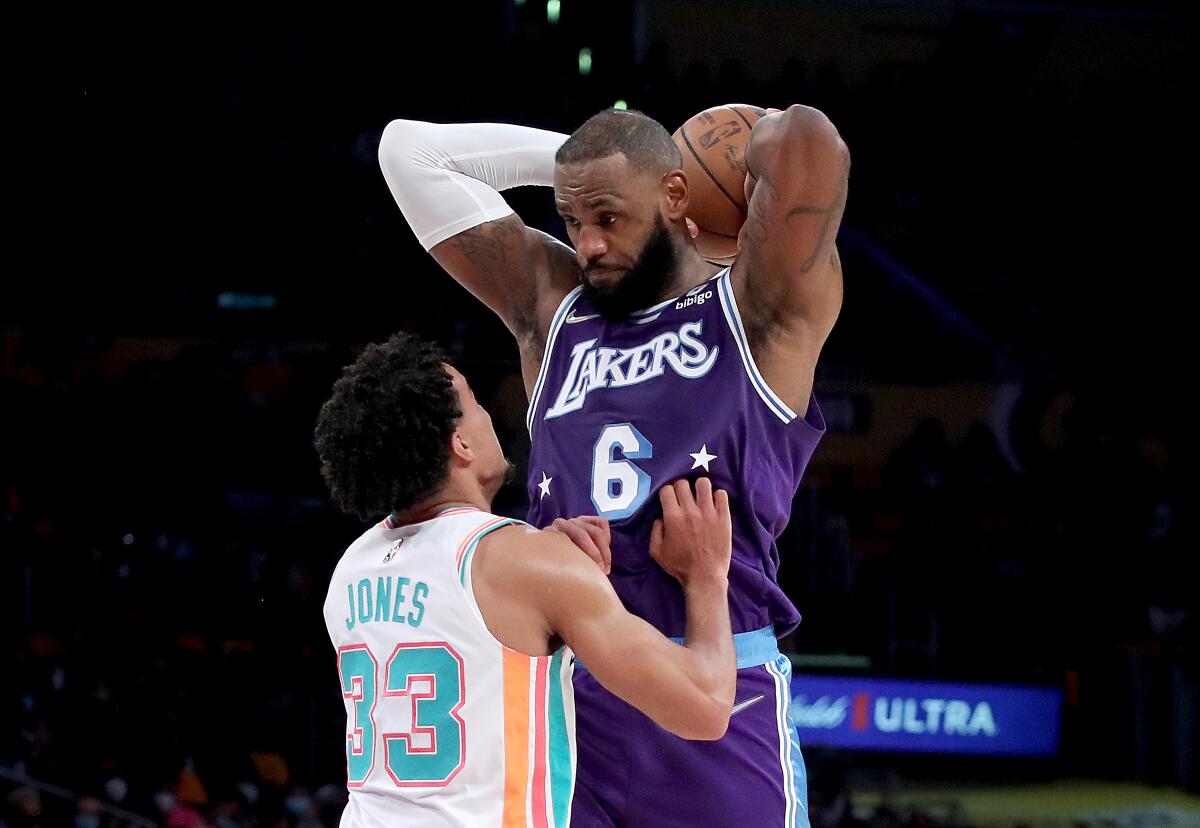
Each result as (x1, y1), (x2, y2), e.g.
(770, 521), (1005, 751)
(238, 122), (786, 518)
(656, 233), (723, 302)
(390, 475), (493, 526)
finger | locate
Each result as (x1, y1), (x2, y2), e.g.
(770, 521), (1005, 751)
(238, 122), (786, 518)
(597, 516), (611, 546)
(649, 519), (663, 561)
(714, 488), (731, 522)
(659, 482), (681, 518)
(674, 478), (697, 512)
(560, 521), (603, 569)
(582, 520), (612, 575)
(582, 520), (605, 547)
(581, 515), (611, 546)
(766, 107), (783, 115)
(694, 476), (715, 512)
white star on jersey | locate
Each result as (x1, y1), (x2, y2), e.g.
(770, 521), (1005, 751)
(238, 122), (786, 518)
(537, 472), (553, 499)
(690, 444), (717, 471)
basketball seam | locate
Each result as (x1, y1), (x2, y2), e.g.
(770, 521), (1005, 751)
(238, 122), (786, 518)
(731, 106), (756, 131)
(680, 125), (746, 217)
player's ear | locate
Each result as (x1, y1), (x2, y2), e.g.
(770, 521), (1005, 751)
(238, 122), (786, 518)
(449, 430), (474, 465)
(662, 170), (689, 221)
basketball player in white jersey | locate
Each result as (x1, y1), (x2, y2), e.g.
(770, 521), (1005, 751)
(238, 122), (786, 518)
(313, 332), (736, 828)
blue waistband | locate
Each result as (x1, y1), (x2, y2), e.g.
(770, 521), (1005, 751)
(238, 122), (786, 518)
(576, 625), (780, 674)
(667, 625), (779, 669)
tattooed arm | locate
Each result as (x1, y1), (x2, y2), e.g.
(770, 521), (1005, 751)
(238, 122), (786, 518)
(430, 217), (579, 356)
(378, 120), (581, 360)
(729, 105), (849, 415)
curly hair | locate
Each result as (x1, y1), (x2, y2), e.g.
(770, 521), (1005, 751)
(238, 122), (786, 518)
(313, 333), (462, 519)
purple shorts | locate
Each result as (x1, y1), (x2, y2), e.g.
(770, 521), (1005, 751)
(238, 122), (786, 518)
(571, 633), (810, 828)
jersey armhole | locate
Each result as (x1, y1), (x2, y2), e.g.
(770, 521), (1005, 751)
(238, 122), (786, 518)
(717, 269), (826, 432)
(526, 286), (583, 434)
(456, 519), (552, 659)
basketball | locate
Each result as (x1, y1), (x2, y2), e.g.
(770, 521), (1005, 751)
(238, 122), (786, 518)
(672, 103), (767, 263)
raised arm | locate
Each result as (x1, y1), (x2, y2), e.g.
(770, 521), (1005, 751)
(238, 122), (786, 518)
(730, 105), (850, 413)
(377, 120), (581, 350)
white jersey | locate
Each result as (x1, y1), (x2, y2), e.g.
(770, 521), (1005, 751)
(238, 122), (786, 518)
(323, 507), (576, 828)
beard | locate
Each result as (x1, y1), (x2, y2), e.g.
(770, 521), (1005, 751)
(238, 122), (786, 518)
(581, 214), (678, 319)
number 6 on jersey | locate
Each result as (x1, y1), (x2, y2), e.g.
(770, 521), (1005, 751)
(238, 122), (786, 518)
(591, 423), (654, 519)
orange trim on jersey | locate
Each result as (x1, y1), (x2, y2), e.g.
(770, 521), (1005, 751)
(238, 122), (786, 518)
(454, 516), (511, 572)
(501, 649), (531, 828)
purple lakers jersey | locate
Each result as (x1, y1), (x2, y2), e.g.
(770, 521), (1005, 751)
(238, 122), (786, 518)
(525, 268), (825, 637)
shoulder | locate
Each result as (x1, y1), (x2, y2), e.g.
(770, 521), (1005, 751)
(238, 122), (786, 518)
(474, 523), (586, 575)
(472, 524), (612, 605)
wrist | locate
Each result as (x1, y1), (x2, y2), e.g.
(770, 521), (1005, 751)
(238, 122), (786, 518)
(682, 573), (729, 596)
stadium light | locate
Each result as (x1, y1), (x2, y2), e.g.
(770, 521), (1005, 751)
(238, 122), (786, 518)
(613, 100), (628, 110)
(547, 0), (560, 23)
(578, 48), (592, 76)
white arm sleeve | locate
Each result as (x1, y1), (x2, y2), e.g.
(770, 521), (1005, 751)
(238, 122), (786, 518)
(378, 119), (568, 251)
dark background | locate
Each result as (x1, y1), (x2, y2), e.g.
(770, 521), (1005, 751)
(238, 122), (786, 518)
(3, 2), (1197, 826)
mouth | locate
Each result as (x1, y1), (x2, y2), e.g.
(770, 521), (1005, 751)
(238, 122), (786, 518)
(585, 266), (626, 285)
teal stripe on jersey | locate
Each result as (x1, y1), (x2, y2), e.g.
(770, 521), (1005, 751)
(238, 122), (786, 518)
(457, 519), (519, 585)
(546, 647), (574, 828)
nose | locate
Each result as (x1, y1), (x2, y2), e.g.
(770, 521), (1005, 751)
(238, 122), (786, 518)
(576, 224), (608, 264)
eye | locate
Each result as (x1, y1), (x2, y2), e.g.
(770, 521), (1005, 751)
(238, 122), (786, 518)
(599, 214), (617, 227)
(561, 215), (580, 228)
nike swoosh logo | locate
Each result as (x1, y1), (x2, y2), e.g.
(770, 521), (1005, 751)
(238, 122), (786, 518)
(731, 694), (765, 716)
(565, 311), (600, 323)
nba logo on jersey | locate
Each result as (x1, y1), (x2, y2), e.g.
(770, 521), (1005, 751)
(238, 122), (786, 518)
(382, 538), (403, 563)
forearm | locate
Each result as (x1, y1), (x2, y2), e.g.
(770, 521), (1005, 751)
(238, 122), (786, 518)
(679, 575), (736, 707)
(377, 119), (567, 249)
(616, 580), (735, 739)
(738, 103), (849, 296)
(561, 583), (735, 740)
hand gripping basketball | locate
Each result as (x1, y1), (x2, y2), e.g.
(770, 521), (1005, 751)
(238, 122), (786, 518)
(673, 104), (782, 265)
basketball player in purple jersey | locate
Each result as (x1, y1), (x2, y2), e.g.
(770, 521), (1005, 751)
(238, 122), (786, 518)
(380, 106), (847, 827)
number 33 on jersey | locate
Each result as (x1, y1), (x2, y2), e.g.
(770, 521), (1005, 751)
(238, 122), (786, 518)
(324, 508), (577, 828)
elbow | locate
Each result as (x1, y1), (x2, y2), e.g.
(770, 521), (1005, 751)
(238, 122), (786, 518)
(696, 699), (732, 741)
(674, 696), (731, 741)
(665, 690), (732, 741)
(781, 104), (850, 163)
(750, 105), (849, 179)
(688, 659), (735, 740)
(378, 119), (414, 172)
(780, 104), (840, 139)
(378, 118), (440, 179)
